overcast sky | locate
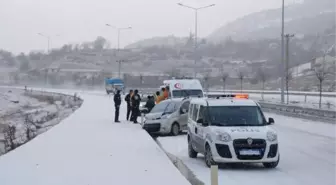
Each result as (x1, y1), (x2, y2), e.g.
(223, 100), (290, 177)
(0, 0), (296, 54)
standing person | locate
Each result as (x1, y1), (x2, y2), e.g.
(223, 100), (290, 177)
(113, 90), (121, 123)
(164, 86), (169, 99)
(157, 87), (166, 104)
(154, 91), (160, 104)
(130, 89), (141, 123)
(124, 89), (133, 121)
(145, 96), (155, 113)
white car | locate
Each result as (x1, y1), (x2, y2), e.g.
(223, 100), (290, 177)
(187, 95), (279, 168)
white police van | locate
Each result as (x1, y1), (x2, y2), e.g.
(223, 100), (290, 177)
(187, 94), (279, 168)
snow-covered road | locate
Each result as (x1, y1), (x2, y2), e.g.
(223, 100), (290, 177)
(157, 113), (336, 185)
(0, 93), (191, 185)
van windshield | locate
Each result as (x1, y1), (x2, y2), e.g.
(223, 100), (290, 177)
(172, 90), (203, 98)
(150, 101), (180, 114)
(206, 106), (267, 126)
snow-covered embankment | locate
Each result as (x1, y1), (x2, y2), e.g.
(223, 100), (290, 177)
(0, 88), (83, 155)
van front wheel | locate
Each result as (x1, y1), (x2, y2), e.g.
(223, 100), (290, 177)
(171, 123), (180, 136)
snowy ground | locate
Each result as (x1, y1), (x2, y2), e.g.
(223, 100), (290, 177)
(157, 113), (336, 185)
(0, 87), (82, 155)
(0, 92), (191, 185)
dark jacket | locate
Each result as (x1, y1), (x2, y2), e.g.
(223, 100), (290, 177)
(145, 98), (155, 112)
(125, 94), (131, 105)
(131, 93), (141, 108)
(114, 93), (121, 106)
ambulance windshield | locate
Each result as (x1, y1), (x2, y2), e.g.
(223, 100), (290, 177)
(172, 90), (203, 98)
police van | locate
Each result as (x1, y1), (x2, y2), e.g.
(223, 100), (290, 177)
(162, 79), (204, 99)
(187, 94), (279, 168)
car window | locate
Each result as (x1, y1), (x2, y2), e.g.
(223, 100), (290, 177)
(150, 101), (170, 113)
(165, 101), (179, 113)
(172, 90), (203, 98)
(189, 104), (194, 118)
(180, 100), (190, 112)
(198, 105), (205, 121)
(192, 105), (199, 121)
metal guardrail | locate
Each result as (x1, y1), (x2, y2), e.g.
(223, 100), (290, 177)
(258, 102), (336, 122)
(206, 90), (336, 98)
(206, 93), (335, 122)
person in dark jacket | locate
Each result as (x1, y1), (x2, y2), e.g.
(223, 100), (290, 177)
(114, 90), (121, 123)
(145, 96), (155, 113)
(124, 89), (133, 121)
(130, 89), (141, 123)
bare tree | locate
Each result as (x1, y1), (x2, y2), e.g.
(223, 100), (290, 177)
(256, 68), (269, 100)
(203, 72), (210, 92)
(221, 73), (229, 93)
(4, 125), (16, 151)
(314, 64), (328, 108)
(220, 64), (229, 92)
(237, 70), (245, 93)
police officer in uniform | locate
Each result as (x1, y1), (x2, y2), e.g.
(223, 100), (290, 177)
(114, 90), (121, 123)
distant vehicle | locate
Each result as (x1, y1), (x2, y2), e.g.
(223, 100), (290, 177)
(105, 78), (124, 95)
(187, 94), (279, 168)
(167, 79), (204, 99)
(143, 98), (191, 136)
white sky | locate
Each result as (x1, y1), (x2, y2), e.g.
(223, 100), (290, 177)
(0, 0), (296, 54)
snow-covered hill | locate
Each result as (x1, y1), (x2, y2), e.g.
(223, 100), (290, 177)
(208, 0), (335, 42)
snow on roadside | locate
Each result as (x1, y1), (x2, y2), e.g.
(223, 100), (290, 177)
(0, 87), (83, 155)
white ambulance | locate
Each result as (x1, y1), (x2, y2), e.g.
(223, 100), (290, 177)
(164, 79), (204, 99)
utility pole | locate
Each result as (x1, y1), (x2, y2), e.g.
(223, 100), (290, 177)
(280, 0), (285, 103)
(177, 3), (215, 79)
(105, 24), (132, 78)
(285, 33), (294, 104)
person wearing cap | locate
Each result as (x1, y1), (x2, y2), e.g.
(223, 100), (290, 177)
(113, 90), (121, 123)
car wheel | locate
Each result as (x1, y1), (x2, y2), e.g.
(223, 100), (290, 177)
(204, 144), (217, 168)
(188, 137), (198, 158)
(171, 123), (180, 136)
(263, 154), (280, 169)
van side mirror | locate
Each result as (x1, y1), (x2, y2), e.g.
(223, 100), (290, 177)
(197, 118), (208, 127)
(196, 118), (203, 124)
(180, 108), (187, 114)
(268, 118), (275, 124)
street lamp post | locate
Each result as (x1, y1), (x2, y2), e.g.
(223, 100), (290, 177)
(177, 3), (215, 78)
(106, 24), (132, 78)
(37, 33), (60, 54)
(38, 33), (50, 53)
